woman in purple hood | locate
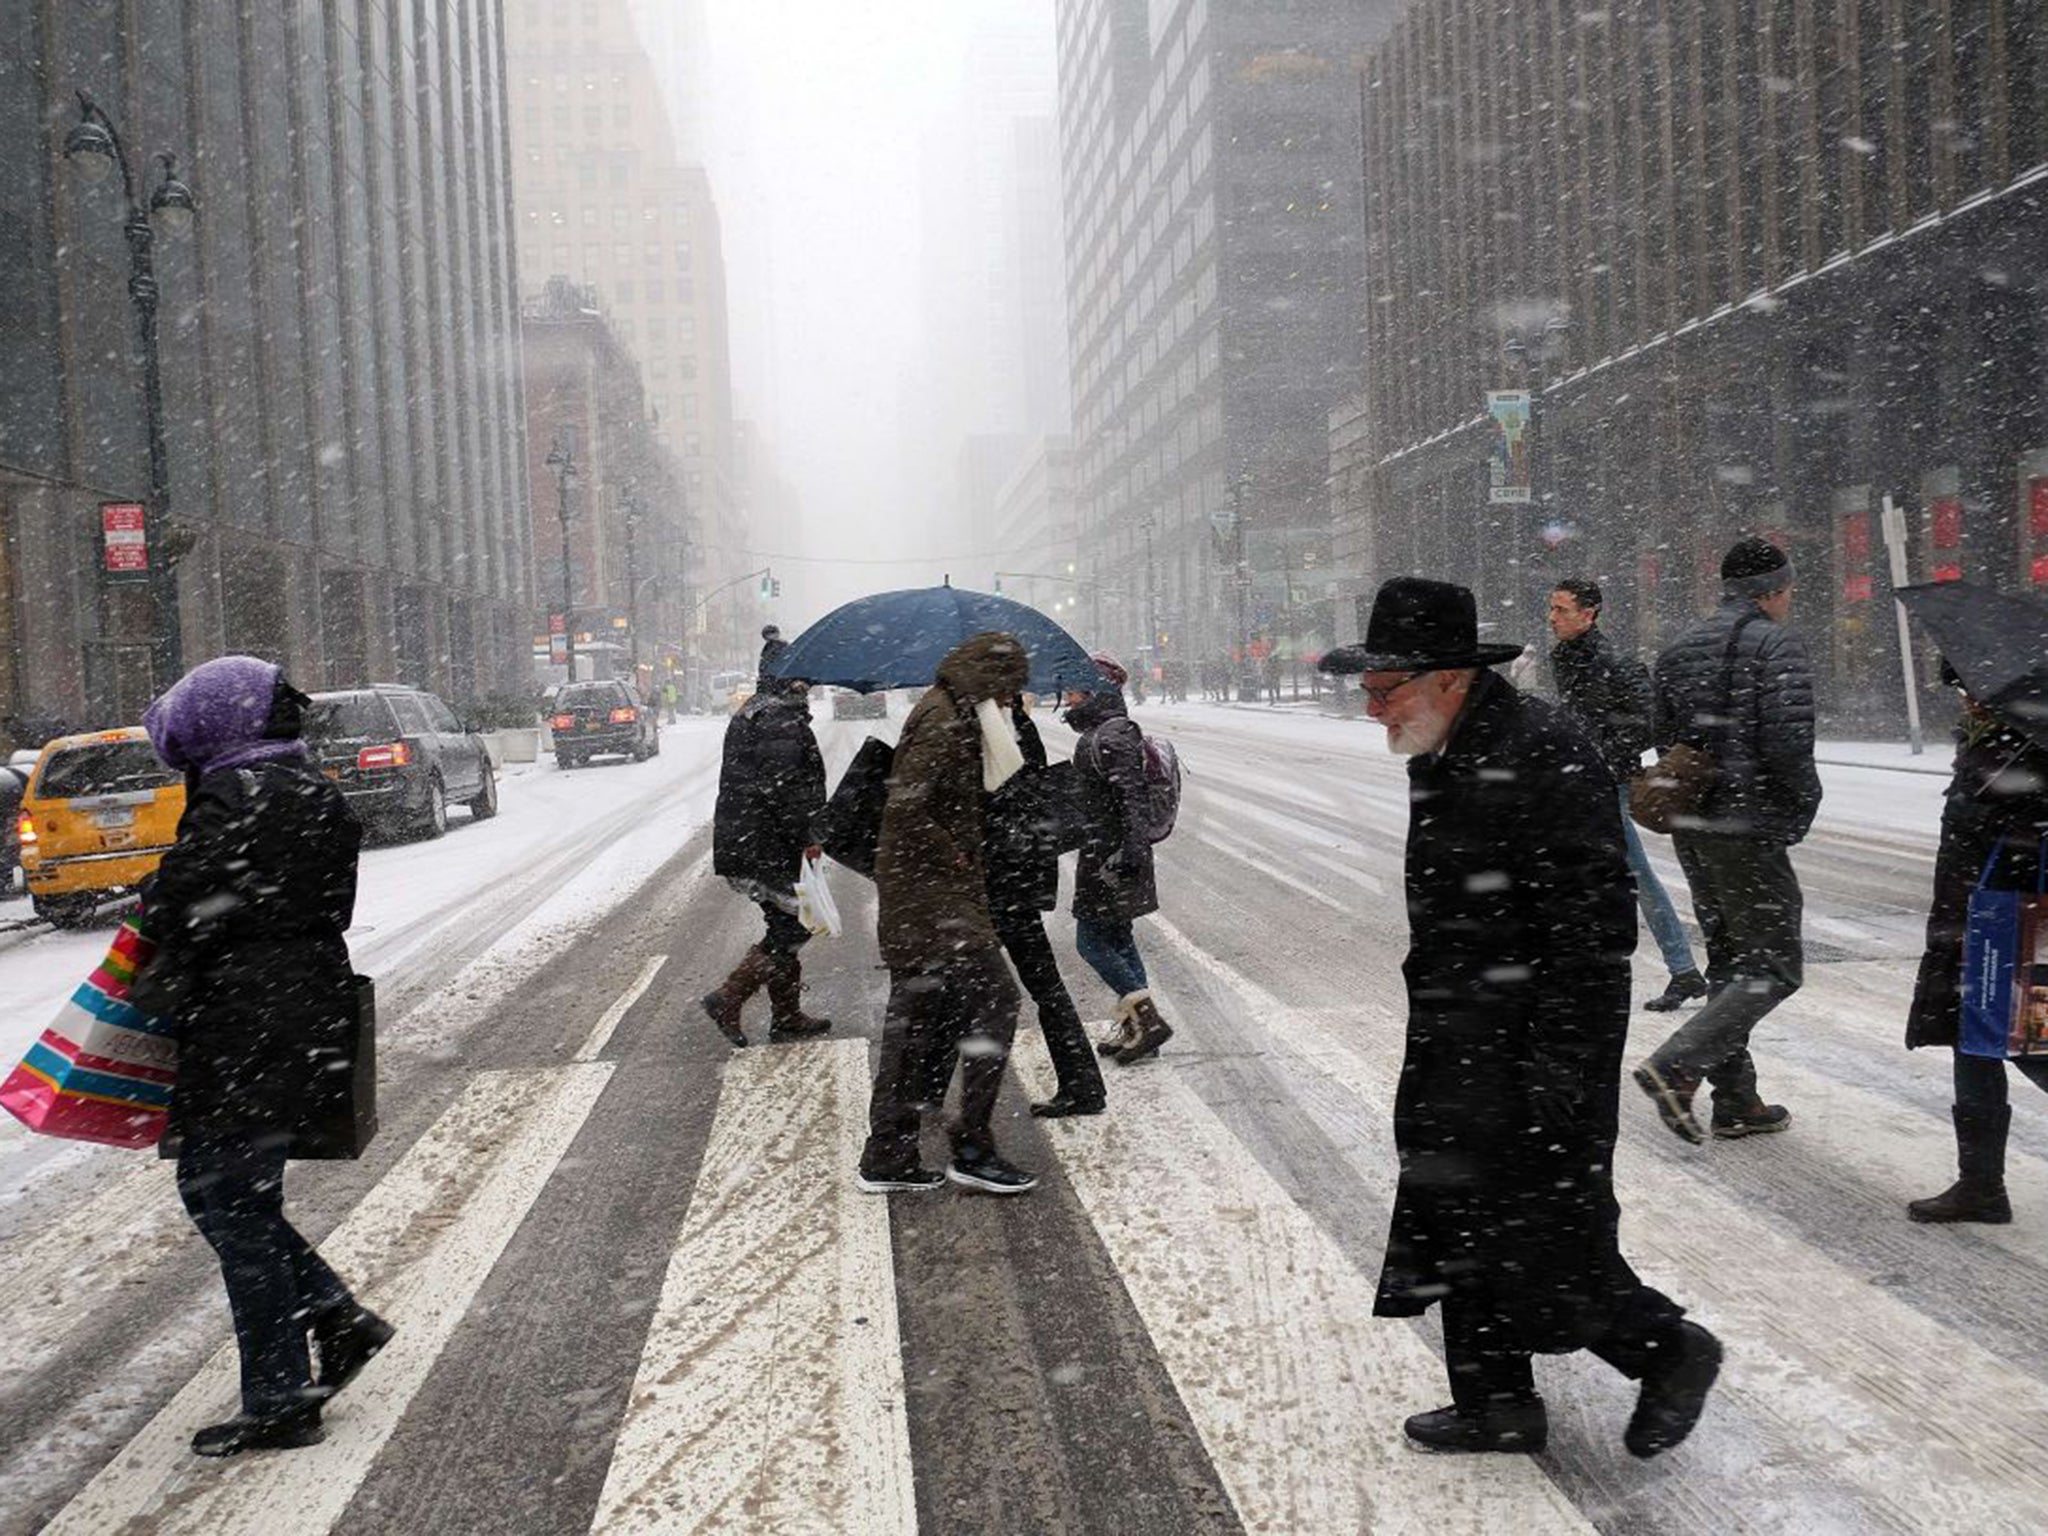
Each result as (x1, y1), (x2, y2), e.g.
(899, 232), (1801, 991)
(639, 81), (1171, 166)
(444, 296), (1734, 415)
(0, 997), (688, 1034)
(134, 655), (392, 1457)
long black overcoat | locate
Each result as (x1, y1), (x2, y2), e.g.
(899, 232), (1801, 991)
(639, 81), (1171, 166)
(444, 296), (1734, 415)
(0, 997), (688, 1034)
(1374, 671), (1658, 1353)
(1906, 711), (2048, 1050)
(984, 707), (1062, 921)
(712, 690), (826, 889)
(1066, 690), (1158, 924)
(133, 760), (361, 1148)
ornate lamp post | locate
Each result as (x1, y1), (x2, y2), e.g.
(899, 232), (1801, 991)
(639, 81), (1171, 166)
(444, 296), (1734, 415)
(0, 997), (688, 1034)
(63, 90), (198, 693)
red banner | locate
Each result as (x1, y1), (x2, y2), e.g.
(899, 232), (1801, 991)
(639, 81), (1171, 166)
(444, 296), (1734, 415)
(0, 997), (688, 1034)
(100, 502), (147, 580)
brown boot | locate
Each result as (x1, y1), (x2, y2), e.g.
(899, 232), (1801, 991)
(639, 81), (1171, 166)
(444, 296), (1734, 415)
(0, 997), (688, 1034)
(765, 953), (832, 1040)
(701, 946), (774, 1046)
(1095, 993), (1139, 1057)
(1115, 991), (1174, 1065)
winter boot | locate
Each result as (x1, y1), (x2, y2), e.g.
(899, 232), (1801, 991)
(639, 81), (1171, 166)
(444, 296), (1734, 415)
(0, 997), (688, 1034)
(1643, 970), (1708, 1013)
(313, 1306), (395, 1401)
(1624, 1321), (1722, 1458)
(1632, 1061), (1704, 1144)
(1115, 991), (1174, 1065)
(1403, 1399), (1548, 1454)
(700, 946), (775, 1047)
(1909, 1105), (2014, 1224)
(1096, 993), (1140, 1057)
(1708, 1095), (1792, 1139)
(765, 953), (832, 1040)
(191, 1403), (324, 1458)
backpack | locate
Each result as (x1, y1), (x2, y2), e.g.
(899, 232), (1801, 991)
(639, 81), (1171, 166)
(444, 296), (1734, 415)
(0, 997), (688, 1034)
(1091, 722), (1182, 844)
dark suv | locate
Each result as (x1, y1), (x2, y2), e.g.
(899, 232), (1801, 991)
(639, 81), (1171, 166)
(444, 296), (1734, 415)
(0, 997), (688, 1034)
(549, 680), (659, 767)
(305, 686), (498, 840)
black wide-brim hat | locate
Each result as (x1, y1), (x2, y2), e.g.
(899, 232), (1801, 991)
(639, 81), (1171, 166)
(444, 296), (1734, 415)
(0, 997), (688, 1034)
(1318, 576), (1524, 675)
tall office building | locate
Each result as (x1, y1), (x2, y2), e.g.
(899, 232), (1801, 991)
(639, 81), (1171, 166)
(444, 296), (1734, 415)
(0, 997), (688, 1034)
(1054, 0), (1400, 668)
(0, 0), (533, 728)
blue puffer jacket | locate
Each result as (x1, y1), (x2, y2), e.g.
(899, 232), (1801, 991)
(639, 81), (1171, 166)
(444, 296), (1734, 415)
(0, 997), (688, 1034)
(1651, 596), (1823, 844)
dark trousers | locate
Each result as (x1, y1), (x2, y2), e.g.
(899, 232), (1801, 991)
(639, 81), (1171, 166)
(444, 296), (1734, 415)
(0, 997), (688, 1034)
(1650, 833), (1804, 1102)
(996, 910), (1105, 1106)
(862, 945), (1021, 1173)
(1441, 1287), (1689, 1413)
(1955, 1050), (2048, 1112)
(757, 898), (812, 958)
(176, 1134), (354, 1415)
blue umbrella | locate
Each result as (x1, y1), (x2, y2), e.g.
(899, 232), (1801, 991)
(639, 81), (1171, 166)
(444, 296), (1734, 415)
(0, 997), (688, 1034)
(771, 584), (1110, 696)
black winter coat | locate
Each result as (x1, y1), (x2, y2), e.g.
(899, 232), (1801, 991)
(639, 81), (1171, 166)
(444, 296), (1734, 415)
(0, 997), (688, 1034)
(1066, 691), (1158, 925)
(133, 760), (361, 1148)
(1652, 595), (1823, 844)
(712, 691), (826, 889)
(1906, 710), (2048, 1050)
(1375, 671), (1654, 1354)
(1551, 625), (1653, 783)
(984, 708), (1062, 921)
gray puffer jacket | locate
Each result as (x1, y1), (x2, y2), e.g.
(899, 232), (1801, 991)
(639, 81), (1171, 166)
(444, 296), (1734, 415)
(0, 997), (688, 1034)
(1652, 595), (1823, 845)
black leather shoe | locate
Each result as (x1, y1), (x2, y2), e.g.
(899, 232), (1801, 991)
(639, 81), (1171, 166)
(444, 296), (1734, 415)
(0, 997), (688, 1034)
(1030, 1092), (1107, 1119)
(1403, 1401), (1548, 1454)
(314, 1308), (396, 1400)
(1643, 970), (1708, 1012)
(1625, 1321), (1722, 1458)
(191, 1404), (324, 1458)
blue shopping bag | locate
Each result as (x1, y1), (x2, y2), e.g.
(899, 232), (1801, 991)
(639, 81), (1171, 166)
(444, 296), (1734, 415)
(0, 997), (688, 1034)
(1960, 840), (2048, 1059)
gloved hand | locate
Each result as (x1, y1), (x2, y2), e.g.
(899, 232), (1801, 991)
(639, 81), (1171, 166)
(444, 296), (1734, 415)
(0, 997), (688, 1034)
(1524, 1052), (1584, 1134)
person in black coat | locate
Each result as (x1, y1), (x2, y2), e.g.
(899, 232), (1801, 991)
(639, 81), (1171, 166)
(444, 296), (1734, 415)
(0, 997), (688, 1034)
(703, 628), (831, 1046)
(1063, 653), (1172, 1065)
(1322, 578), (1720, 1458)
(135, 655), (389, 1458)
(986, 700), (1106, 1117)
(1905, 665), (2048, 1223)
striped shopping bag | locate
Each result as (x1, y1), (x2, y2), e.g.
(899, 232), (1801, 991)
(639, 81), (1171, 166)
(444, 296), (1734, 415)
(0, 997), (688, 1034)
(0, 920), (175, 1148)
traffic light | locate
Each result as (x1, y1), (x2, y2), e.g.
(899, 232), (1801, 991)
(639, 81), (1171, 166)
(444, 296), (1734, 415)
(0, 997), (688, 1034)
(771, 578), (782, 598)
(758, 573), (771, 601)
(994, 574), (1003, 594)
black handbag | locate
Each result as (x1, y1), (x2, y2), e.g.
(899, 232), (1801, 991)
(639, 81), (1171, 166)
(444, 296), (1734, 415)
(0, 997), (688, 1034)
(1629, 613), (1759, 835)
(817, 736), (894, 879)
(292, 973), (378, 1160)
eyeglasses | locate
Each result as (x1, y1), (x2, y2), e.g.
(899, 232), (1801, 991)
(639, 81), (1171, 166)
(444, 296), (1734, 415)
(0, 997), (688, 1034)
(1360, 672), (1430, 707)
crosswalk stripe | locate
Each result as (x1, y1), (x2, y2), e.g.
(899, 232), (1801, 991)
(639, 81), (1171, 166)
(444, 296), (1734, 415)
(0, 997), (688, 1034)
(1146, 914), (2048, 1531)
(590, 1039), (913, 1536)
(576, 956), (671, 1061)
(40, 1063), (614, 1536)
(1013, 1032), (1597, 1535)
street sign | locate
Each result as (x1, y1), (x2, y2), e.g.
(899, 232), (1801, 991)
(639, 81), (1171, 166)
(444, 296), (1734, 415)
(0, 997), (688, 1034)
(1879, 496), (1924, 755)
(1486, 391), (1532, 505)
(548, 613), (568, 664)
(101, 502), (148, 582)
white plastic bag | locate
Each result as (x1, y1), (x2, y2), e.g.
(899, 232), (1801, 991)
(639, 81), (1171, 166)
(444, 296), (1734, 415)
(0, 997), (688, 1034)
(796, 858), (841, 938)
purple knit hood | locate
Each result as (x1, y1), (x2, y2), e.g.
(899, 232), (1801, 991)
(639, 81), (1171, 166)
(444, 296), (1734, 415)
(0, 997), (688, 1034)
(143, 655), (307, 775)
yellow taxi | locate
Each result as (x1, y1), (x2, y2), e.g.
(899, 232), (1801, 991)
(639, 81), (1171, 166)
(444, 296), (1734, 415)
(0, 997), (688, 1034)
(18, 727), (185, 927)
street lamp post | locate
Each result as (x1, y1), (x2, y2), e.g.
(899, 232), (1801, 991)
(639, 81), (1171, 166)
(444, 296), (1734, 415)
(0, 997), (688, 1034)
(1140, 511), (1158, 662)
(63, 90), (198, 695)
(1230, 479), (1256, 701)
(545, 432), (578, 682)
(1498, 309), (1571, 623)
(622, 494), (642, 674)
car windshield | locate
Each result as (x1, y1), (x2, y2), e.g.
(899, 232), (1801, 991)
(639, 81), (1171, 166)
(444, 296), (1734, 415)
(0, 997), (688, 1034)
(36, 742), (180, 799)
(306, 695), (396, 740)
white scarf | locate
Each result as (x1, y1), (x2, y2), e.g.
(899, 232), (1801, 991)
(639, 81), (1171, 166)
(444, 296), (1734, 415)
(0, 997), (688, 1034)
(978, 698), (1025, 792)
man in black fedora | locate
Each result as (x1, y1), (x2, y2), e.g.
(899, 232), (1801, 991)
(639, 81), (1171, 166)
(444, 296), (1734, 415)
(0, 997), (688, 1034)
(1321, 576), (1720, 1458)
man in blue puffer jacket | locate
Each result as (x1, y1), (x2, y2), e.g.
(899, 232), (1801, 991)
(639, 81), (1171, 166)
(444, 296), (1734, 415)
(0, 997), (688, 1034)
(1633, 536), (1822, 1145)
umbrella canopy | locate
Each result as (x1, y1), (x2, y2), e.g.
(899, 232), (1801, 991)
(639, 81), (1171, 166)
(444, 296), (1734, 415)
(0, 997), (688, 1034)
(1896, 580), (2048, 745)
(770, 584), (1110, 697)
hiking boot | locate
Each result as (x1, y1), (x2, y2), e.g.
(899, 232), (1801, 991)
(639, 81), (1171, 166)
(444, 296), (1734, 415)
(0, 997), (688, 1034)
(1030, 1091), (1107, 1119)
(701, 946), (775, 1047)
(855, 1164), (945, 1194)
(313, 1307), (395, 1400)
(1633, 1062), (1705, 1144)
(1095, 997), (1139, 1057)
(1643, 970), (1708, 1013)
(946, 1152), (1039, 1195)
(1115, 993), (1174, 1065)
(1908, 1179), (2013, 1224)
(1402, 1400), (1548, 1454)
(191, 1404), (324, 1458)
(1625, 1321), (1722, 1458)
(1710, 1101), (1791, 1139)
(765, 954), (832, 1040)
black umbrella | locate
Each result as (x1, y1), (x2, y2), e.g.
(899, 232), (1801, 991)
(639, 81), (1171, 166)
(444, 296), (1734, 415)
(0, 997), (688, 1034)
(1896, 580), (2048, 746)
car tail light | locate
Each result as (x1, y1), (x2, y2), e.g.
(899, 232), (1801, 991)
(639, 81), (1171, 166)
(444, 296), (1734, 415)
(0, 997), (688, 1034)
(609, 707), (638, 724)
(550, 713), (576, 731)
(16, 811), (34, 848)
(356, 742), (412, 771)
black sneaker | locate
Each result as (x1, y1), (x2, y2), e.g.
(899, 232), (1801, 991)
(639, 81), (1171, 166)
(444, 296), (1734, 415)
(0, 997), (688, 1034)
(1710, 1102), (1791, 1139)
(1633, 1062), (1705, 1144)
(1643, 970), (1708, 1012)
(855, 1165), (945, 1194)
(1403, 1401), (1548, 1454)
(1625, 1321), (1722, 1458)
(946, 1153), (1039, 1195)
(191, 1404), (324, 1458)
(1030, 1092), (1107, 1119)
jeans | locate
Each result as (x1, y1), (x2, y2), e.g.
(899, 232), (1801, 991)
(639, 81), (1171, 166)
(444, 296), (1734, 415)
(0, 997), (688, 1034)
(1648, 834), (1803, 1102)
(1441, 1287), (1689, 1412)
(1617, 788), (1697, 976)
(862, 945), (1020, 1173)
(176, 1135), (355, 1415)
(1075, 917), (1149, 999)
(996, 911), (1106, 1105)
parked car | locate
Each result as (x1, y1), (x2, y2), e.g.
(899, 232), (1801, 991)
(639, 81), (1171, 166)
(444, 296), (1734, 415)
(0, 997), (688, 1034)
(0, 753), (32, 893)
(18, 728), (186, 927)
(548, 680), (660, 768)
(829, 687), (887, 721)
(304, 685), (498, 840)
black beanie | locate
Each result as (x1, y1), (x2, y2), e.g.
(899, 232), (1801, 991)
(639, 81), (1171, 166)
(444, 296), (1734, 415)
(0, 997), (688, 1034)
(1720, 535), (1794, 597)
